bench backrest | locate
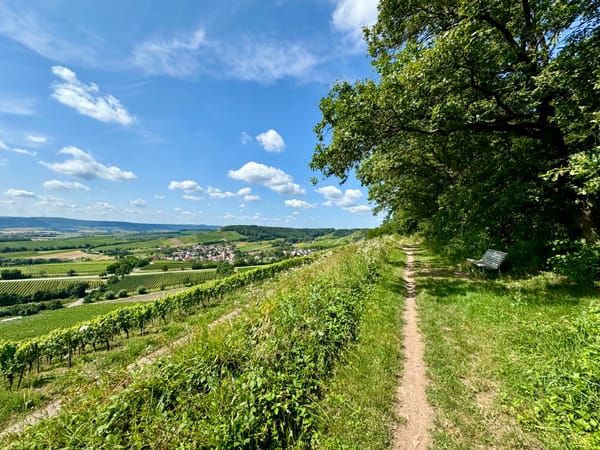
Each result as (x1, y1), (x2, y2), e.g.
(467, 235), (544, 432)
(481, 249), (508, 269)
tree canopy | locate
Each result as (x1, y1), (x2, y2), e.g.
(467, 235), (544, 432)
(311, 0), (600, 267)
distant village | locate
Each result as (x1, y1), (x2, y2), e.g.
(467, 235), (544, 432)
(154, 244), (312, 265)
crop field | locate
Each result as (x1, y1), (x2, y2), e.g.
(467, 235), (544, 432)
(0, 301), (145, 341)
(0, 236), (132, 253)
(6, 261), (111, 277)
(138, 261), (197, 271)
(94, 238), (171, 253)
(108, 270), (216, 293)
(235, 239), (280, 252)
(0, 278), (103, 296)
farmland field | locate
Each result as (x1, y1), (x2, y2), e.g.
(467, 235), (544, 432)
(0, 301), (145, 341)
(108, 269), (216, 292)
(0, 278), (103, 296)
(6, 261), (111, 277)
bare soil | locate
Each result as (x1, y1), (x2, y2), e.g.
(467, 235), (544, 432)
(393, 245), (435, 449)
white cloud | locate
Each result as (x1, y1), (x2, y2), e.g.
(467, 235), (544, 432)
(207, 186), (236, 199)
(332, 0), (378, 45)
(244, 194), (260, 202)
(43, 180), (90, 191)
(41, 146), (137, 181)
(256, 129), (285, 152)
(229, 162), (305, 196)
(344, 205), (372, 214)
(133, 28), (318, 83)
(0, 3), (97, 66)
(51, 66), (134, 125)
(284, 199), (316, 209)
(0, 98), (35, 116)
(133, 29), (206, 78)
(0, 140), (36, 156)
(183, 194), (204, 201)
(5, 188), (37, 198)
(241, 131), (252, 144)
(26, 134), (47, 144)
(90, 202), (113, 211)
(316, 185), (363, 207)
(168, 180), (204, 193)
(131, 198), (147, 207)
(237, 187), (252, 196)
(218, 39), (318, 83)
(154, 194), (166, 200)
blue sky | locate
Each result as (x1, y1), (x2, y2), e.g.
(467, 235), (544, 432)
(0, 0), (382, 229)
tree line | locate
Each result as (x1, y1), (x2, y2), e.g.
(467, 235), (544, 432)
(311, 0), (600, 277)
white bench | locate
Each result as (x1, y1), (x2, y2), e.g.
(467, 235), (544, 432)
(467, 249), (508, 274)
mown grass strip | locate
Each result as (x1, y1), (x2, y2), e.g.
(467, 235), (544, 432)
(313, 238), (405, 449)
(415, 248), (599, 449)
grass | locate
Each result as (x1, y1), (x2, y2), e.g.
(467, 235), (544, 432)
(414, 247), (599, 449)
(315, 238), (405, 449)
(0, 302), (144, 341)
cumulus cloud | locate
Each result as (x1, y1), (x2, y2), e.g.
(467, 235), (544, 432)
(168, 180), (204, 193)
(43, 180), (90, 191)
(133, 28), (318, 83)
(133, 30), (206, 78)
(316, 185), (362, 207)
(256, 129), (285, 152)
(244, 194), (260, 202)
(284, 199), (316, 209)
(51, 66), (134, 125)
(4, 188), (37, 198)
(41, 146), (137, 181)
(131, 198), (147, 207)
(229, 162), (305, 196)
(332, 0), (379, 47)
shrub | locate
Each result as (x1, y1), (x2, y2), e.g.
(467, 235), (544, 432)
(137, 286), (147, 295)
(118, 289), (128, 298)
(104, 291), (116, 300)
(547, 239), (600, 286)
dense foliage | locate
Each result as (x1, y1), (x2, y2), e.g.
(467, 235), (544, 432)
(311, 0), (600, 269)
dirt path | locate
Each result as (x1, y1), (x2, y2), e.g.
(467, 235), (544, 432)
(0, 307), (243, 439)
(393, 245), (434, 449)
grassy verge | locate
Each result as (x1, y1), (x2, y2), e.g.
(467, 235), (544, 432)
(415, 247), (599, 449)
(314, 238), (405, 449)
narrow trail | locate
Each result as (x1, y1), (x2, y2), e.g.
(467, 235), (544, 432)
(393, 245), (434, 449)
(0, 307), (243, 439)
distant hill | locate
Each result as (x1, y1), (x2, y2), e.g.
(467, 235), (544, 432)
(220, 225), (365, 243)
(0, 216), (217, 233)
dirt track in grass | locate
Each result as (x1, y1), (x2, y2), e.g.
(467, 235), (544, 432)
(393, 245), (434, 449)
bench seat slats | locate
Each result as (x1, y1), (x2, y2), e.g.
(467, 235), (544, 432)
(467, 249), (507, 273)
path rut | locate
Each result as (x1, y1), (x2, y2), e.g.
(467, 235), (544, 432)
(393, 245), (434, 449)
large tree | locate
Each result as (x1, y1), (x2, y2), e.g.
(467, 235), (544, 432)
(312, 0), (600, 266)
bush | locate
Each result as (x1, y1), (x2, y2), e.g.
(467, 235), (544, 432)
(547, 239), (600, 286)
(137, 286), (147, 295)
(104, 291), (116, 300)
(118, 289), (128, 298)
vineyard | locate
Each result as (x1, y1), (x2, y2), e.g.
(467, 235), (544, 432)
(108, 270), (217, 293)
(0, 278), (103, 296)
(0, 239), (391, 448)
(6, 261), (111, 277)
